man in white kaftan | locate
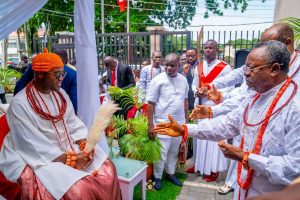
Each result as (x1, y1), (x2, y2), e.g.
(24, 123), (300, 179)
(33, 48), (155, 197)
(154, 41), (300, 199)
(147, 53), (189, 190)
(187, 23), (300, 195)
(191, 40), (232, 180)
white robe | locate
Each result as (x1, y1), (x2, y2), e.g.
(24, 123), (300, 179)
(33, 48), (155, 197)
(1, 88), (107, 199)
(211, 50), (300, 120)
(147, 72), (188, 178)
(187, 81), (300, 199)
(192, 59), (232, 175)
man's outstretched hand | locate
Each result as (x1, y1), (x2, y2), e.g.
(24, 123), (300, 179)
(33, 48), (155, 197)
(218, 141), (244, 162)
(207, 84), (221, 101)
(189, 105), (210, 120)
(153, 114), (184, 137)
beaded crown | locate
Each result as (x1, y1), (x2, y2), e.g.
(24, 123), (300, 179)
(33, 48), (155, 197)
(32, 48), (64, 72)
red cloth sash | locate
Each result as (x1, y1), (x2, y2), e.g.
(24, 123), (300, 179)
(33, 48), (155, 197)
(197, 61), (227, 87)
(111, 70), (116, 86)
(0, 114), (22, 200)
(126, 105), (137, 119)
(0, 115), (9, 147)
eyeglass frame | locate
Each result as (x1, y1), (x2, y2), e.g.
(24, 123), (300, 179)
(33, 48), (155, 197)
(186, 54), (197, 58)
(243, 63), (283, 74)
(47, 71), (67, 79)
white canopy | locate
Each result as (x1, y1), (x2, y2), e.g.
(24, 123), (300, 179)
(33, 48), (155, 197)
(0, 0), (109, 153)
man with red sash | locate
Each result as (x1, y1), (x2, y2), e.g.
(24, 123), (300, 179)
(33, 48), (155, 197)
(190, 40), (232, 181)
(154, 40), (300, 199)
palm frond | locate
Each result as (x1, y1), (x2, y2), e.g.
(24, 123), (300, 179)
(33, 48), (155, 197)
(108, 86), (144, 110)
(0, 69), (22, 88)
(141, 137), (163, 164)
(117, 114), (163, 164)
(280, 17), (300, 43)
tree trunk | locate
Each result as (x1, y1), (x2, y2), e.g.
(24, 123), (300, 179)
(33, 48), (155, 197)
(24, 22), (29, 57)
(16, 29), (22, 61)
(2, 38), (8, 69)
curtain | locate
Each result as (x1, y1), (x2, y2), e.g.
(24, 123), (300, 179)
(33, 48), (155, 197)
(74, 0), (109, 154)
(0, 0), (48, 40)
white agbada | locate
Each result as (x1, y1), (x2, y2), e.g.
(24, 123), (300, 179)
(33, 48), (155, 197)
(211, 50), (300, 117)
(192, 59), (232, 175)
(147, 72), (188, 178)
(187, 81), (300, 199)
(2, 88), (107, 199)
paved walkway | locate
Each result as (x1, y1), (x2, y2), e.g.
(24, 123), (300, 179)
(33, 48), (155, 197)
(176, 159), (234, 200)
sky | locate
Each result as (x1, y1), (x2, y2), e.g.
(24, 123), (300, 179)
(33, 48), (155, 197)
(170, 0), (276, 32)
(165, 0), (276, 42)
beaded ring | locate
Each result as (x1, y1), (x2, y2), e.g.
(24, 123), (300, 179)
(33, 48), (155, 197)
(65, 151), (77, 168)
(78, 140), (87, 151)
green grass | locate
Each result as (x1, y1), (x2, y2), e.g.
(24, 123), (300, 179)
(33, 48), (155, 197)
(133, 173), (187, 200)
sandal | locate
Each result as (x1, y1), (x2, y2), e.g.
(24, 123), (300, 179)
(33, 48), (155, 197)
(218, 184), (233, 195)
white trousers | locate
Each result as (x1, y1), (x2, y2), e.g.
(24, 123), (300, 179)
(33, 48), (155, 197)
(154, 136), (182, 179)
(225, 160), (237, 187)
(195, 139), (228, 175)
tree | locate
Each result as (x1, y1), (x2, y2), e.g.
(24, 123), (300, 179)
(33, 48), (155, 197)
(227, 38), (260, 49)
(204, 0), (266, 18)
(20, 0), (267, 54)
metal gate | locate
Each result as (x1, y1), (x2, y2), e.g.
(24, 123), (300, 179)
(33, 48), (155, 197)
(33, 30), (260, 70)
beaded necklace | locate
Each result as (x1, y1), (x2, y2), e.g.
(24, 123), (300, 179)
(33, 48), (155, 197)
(26, 81), (75, 151)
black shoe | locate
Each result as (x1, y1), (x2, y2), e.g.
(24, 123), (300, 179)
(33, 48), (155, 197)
(154, 178), (162, 190)
(166, 174), (183, 186)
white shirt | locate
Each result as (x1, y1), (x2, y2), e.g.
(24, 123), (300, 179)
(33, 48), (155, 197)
(187, 81), (300, 199)
(139, 64), (164, 102)
(147, 72), (188, 137)
(212, 82), (254, 117)
(2, 88), (107, 199)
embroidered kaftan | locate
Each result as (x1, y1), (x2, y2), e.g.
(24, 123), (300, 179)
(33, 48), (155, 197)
(187, 81), (300, 199)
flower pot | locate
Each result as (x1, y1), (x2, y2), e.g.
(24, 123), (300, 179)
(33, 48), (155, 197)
(147, 164), (153, 180)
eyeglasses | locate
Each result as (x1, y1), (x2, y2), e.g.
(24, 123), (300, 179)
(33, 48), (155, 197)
(48, 71), (67, 79)
(244, 63), (283, 74)
(186, 55), (197, 58)
(243, 63), (271, 73)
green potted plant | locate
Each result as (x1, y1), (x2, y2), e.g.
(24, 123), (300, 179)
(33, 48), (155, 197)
(0, 69), (22, 92)
(107, 115), (162, 179)
(108, 86), (146, 117)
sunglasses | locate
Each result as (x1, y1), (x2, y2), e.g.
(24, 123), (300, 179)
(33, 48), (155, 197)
(48, 71), (67, 79)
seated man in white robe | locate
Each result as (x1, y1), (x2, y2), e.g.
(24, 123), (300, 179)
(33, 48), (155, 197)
(0, 50), (120, 200)
(153, 40), (300, 200)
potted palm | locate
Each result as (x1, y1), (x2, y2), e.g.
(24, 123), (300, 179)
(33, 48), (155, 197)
(0, 69), (22, 92)
(107, 86), (162, 179)
(107, 114), (162, 179)
(108, 86), (146, 118)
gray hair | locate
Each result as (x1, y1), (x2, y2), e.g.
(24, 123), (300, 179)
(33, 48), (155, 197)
(254, 40), (290, 73)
